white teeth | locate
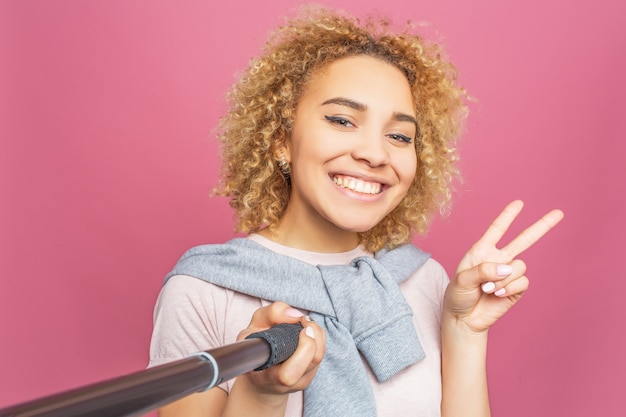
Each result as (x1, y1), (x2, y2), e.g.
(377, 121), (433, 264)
(333, 176), (381, 195)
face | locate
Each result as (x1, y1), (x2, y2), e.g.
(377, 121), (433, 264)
(281, 55), (418, 249)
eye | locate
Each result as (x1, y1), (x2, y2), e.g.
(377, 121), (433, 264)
(387, 133), (413, 144)
(324, 115), (355, 128)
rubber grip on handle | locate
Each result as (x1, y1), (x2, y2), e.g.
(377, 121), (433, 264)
(245, 322), (303, 370)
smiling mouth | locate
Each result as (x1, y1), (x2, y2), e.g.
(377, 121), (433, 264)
(332, 175), (383, 195)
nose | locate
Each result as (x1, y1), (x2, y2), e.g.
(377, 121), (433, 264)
(350, 131), (389, 167)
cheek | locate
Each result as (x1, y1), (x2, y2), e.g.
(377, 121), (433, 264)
(397, 153), (418, 185)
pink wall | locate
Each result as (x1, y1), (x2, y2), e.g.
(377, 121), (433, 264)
(1, 0), (624, 415)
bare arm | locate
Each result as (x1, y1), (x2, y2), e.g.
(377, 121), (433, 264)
(441, 200), (564, 417)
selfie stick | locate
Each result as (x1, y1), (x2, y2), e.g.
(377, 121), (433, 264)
(0, 323), (303, 417)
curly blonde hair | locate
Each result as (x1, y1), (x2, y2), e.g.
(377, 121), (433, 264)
(215, 6), (468, 252)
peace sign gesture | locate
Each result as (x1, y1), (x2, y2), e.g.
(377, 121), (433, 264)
(443, 200), (565, 333)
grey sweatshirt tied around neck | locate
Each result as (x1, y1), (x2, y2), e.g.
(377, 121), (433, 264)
(165, 238), (430, 417)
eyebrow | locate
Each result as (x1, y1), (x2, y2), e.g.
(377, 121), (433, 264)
(321, 97), (366, 111)
(321, 96), (418, 128)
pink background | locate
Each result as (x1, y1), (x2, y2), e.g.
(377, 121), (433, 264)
(1, 0), (624, 415)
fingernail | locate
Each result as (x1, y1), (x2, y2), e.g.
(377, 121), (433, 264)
(305, 326), (315, 339)
(494, 288), (506, 297)
(497, 264), (513, 276)
(304, 315), (314, 322)
(285, 308), (304, 318)
(481, 282), (496, 293)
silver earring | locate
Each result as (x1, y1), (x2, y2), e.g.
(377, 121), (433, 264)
(277, 154), (290, 178)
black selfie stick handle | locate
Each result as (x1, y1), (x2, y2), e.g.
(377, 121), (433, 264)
(0, 322), (303, 417)
(245, 322), (304, 370)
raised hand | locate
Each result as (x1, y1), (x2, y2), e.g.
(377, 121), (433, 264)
(443, 200), (564, 333)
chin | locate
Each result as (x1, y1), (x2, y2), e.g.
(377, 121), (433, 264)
(336, 220), (381, 234)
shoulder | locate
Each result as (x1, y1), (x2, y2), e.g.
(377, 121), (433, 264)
(155, 275), (226, 316)
(416, 257), (449, 280)
(400, 257), (450, 305)
(150, 275), (267, 364)
(156, 274), (265, 317)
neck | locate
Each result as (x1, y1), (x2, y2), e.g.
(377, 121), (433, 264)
(258, 206), (360, 253)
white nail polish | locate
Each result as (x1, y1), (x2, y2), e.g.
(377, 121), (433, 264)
(305, 326), (315, 339)
(481, 282), (496, 293)
(285, 308), (304, 318)
(494, 288), (506, 297)
(497, 264), (513, 276)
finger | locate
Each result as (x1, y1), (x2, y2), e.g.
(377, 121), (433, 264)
(491, 275), (529, 298)
(275, 323), (321, 386)
(302, 317), (326, 366)
(500, 209), (564, 260)
(480, 259), (527, 293)
(239, 302), (305, 340)
(457, 261), (516, 289)
(251, 301), (304, 327)
(478, 200), (525, 246)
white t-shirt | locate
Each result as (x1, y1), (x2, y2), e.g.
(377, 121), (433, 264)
(149, 234), (449, 416)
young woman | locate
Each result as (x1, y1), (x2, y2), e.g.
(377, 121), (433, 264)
(149, 6), (563, 417)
